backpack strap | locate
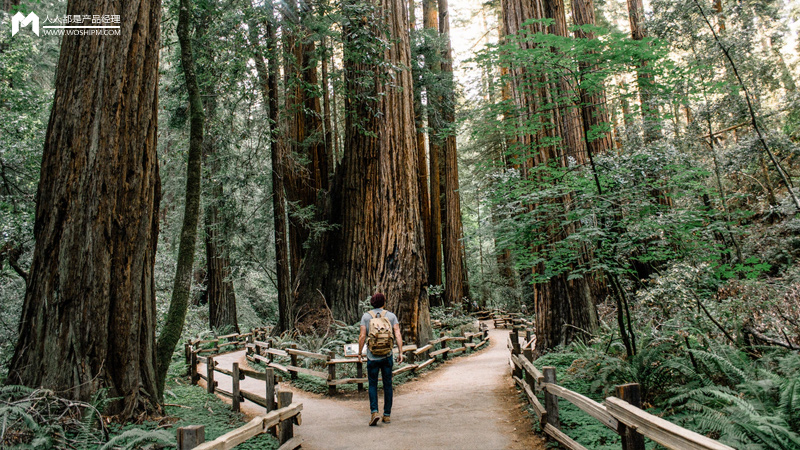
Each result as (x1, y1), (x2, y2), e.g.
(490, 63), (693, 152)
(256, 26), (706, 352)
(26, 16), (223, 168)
(368, 310), (377, 319)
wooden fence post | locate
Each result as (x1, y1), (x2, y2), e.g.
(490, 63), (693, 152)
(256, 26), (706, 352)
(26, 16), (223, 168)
(232, 363), (240, 412)
(177, 425), (205, 450)
(278, 391), (294, 444)
(357, 361), (364, 392)
(511, 329), (521, 356)
(543, 366), (560, 430)
(440, 331), (448, 360)
(265, 367), (275, 413)
(290, 344), (298, 380)
(207, 357), (215, 394)
(190, 351), (198, 385)
(616, 383), (646, 450)
(328, 351), (336, 396)
(185, 343), (192, 364)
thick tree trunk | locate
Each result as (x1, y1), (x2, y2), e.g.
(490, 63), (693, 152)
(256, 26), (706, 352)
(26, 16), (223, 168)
(423, 0), (443, 299)
(284, 0), (329, 283)
(626, 0), (662, 143)
(248, 2), (293, 333)
(205, 198), (239, 333)
(501, 0), (598, 351)
(156, 0), (205, 397)
(8, 0), (162, 419)
(295, 0), (432, 344)
(438, 0), (468, 306)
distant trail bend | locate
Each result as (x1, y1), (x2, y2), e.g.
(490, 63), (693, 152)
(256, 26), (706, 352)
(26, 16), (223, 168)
(198, 326), (546, 450)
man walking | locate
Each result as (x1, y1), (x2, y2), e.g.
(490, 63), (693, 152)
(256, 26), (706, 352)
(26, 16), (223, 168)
(358, 292), (404, 426)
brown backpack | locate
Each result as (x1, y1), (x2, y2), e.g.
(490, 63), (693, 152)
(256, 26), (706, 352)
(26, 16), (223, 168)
(367, 310), (394, 357)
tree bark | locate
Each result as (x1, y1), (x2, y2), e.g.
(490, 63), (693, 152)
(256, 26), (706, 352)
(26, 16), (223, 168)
(543, 0), (586, 164)
(501, 0), (598, 351)
(423, 0), (443, 299)
(284, 0), (329, 282)
(295, 0), (432, 344)
(626, 0), (662, 143)
(409, 0), (434, 295)
(437, 0), (468, 306)
(321, 36), (335, 173)
(197, 13), (239, 334)
(8, 0), (162, 419)
(248, 1), (293, 333)
(572, 0), (613, 156)
(205, 200), (239, 333)
(156, 0), (205, 397)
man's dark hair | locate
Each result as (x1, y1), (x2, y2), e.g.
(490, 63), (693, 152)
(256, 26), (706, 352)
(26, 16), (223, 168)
(370, 292), (386, 308)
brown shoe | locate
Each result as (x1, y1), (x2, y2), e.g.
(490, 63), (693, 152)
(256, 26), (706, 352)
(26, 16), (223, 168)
(382, 415), (391, 423)
(369, 412), (380, 426)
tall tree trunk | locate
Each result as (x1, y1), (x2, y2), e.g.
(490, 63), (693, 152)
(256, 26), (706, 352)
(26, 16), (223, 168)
(423, 0), (443, 300)
(204, 147), (239, 334)
(572, 0), (613, 156)
(197, 12), (239, 334)
(295, 0), (432, 344)
(626, 0), (662, 143)
(410, 0), (434, 292)
(8, 0), (162, 419)
(501, 0), (598, 351)
(248, 1), (293, 333)
(437, 0), (468, 305)
(543, 0), (586, 163)
(321, 36), (335, 173)
(284, 0), (329, 283)
(156, 0), (204, 396)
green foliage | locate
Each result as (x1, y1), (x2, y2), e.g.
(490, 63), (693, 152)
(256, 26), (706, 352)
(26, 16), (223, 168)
(99, 429), (175, 450)
(667, 349), (800, 449)
(429, 305), (477, 332)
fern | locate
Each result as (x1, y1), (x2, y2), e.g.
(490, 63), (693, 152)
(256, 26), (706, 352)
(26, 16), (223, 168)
(99, 428), (176, 450)
(780, 377), (800, 432)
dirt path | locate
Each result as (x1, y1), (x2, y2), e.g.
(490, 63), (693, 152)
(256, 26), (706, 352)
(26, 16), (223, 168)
(198, 326), (545, 450)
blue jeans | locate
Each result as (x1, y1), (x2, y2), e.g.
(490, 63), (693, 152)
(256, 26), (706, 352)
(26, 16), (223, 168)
(367, 356), (393, 415)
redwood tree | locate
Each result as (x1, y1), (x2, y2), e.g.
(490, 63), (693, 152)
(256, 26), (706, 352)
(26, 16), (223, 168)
(247, 1), (293, 333)
(571, 0), (613, 156)
(626, 0), (662, 143)
(295, 0), (432, 343)
(500, 0), (598, 352)
(8, 0), (162, 419)
(423, 0), (443, 296)
(437, 0), (469, 306)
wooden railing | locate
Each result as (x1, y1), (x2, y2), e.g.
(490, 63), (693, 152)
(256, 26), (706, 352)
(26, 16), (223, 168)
(181, 331), (303, 450)
(507, 330), (734, 450)
(176, 396), (302, 450)
(245, 326), (490, 395)
(186, 331), (281, 414)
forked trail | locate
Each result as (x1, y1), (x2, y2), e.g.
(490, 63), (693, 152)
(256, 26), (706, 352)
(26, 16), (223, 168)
(199, 327), (545, 450)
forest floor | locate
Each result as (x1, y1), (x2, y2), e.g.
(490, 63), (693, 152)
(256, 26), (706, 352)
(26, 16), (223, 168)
(197, 326), (546, 449)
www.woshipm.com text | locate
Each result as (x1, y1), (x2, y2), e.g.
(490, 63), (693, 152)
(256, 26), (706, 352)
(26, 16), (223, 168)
(41, 28), (121, 36)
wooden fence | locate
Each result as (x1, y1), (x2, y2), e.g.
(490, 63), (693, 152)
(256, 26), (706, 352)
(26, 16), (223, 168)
(180, 329), (302, 450)
(507, 329), (734, 450)
(245, 325), (490, 395)
(185, 331), (282, 413)
(176, 394), (302, 450)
